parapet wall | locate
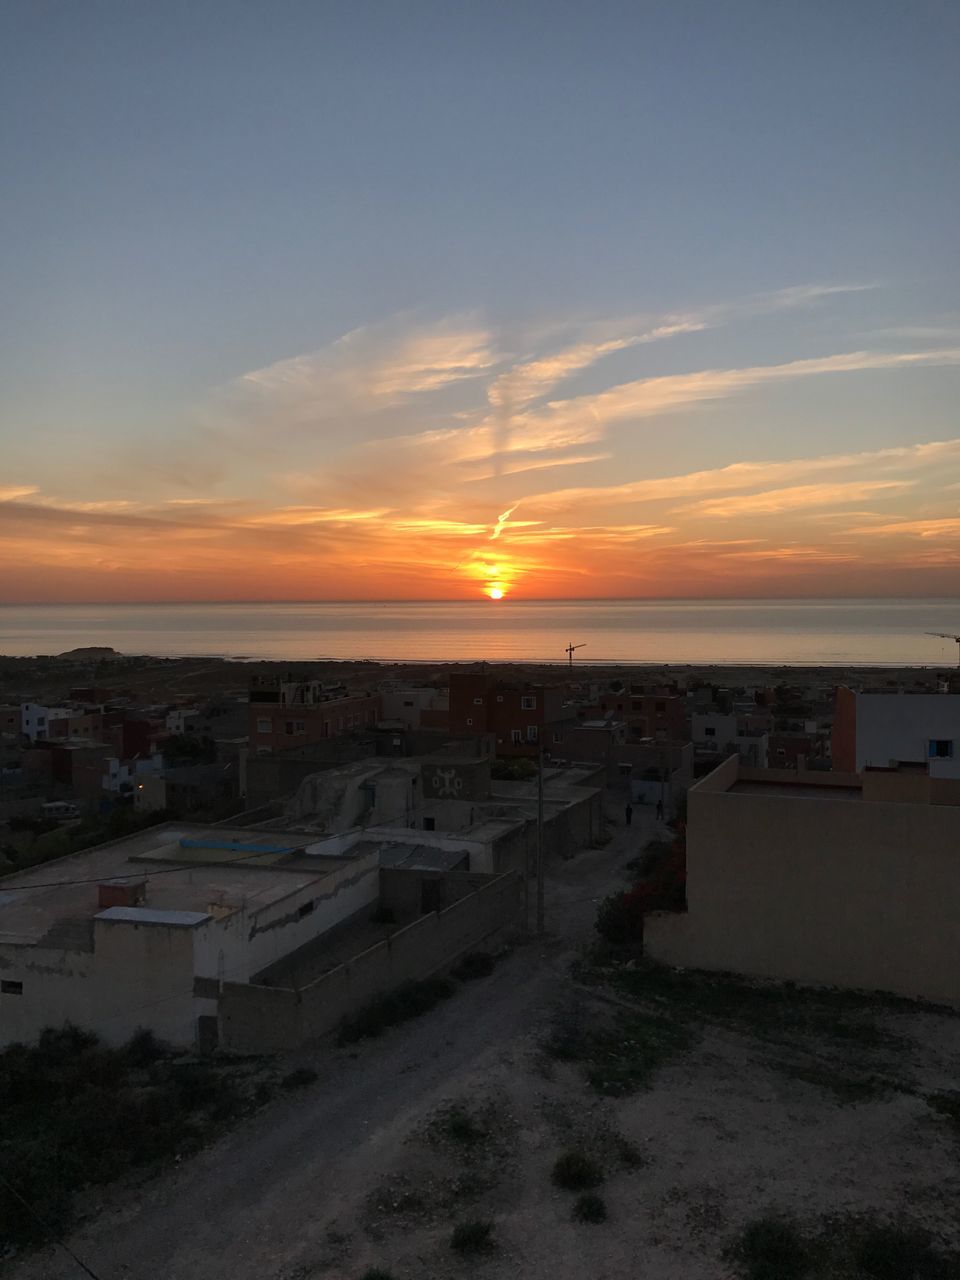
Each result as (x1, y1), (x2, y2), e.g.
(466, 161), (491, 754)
(219, 870), (522, 1053)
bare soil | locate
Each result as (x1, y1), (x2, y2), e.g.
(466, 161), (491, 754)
(7, 808), (960, 1280)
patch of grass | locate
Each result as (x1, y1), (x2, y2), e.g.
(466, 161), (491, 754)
(442, 1103), (487, 1146)
(573, 1192), (608, 1223)
(732, 1215), (811, 1280)
(0, 1026), (257, 1252)
(281, 1067), (319, 1089)
(450, 1219), (495, 1253)
(451, 951), (495, 981)
(613, 1134), (646, 1167)
(551, 1150), (604, 1191)
(608, 962), (912, 1052)
(338, 977), (455, 1044)
(583, 1012), (691, 1096)
(730, 1212), (960, 1280)
(784, 1063), (897, 1105)
(927, 1090), (960, 1132)
(853, 1222), (952, 1279)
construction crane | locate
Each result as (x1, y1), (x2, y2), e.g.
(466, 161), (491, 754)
(565, 642), (585, 668)
(927, 632), (960, 666)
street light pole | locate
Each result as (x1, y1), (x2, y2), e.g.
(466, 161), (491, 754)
(536, 738), (545, 935)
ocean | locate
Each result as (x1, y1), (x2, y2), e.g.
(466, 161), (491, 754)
(0, 599), (957, 667)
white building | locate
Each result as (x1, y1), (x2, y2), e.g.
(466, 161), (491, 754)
(833, 689), (960, 779)
(21, 702), (69, 742)
(0, 824), (380, 1049)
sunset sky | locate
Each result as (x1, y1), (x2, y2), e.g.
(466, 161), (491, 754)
(1, 2), (959, 603)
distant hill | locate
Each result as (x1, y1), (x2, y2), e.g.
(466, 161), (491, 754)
(56, 647), (121, 661)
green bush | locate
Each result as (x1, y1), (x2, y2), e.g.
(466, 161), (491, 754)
(451, 951), (495, 981)
(573, 1193), (608, 1223)
(450, 1219), (495, 1253)
(551, 1150), (604, 1191)
(594, 890), (645, 947)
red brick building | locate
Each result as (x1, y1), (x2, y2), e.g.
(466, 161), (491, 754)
(248, 679), (381, 754)
(448, 671), (572, 757)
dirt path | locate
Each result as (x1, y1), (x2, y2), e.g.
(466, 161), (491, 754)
(10, 815), (653, 1280)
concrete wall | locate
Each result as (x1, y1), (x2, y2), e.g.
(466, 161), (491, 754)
(0, 919), (200, 1048)
(193, 850), (381, 985)
(219, 871), (522, 1053)
(645, 758), (960, 1004)
(855, 692), (960, 778)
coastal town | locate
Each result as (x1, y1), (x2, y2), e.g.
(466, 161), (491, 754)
(1, 645), (959, 1278)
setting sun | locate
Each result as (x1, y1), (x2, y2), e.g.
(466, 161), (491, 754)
(486, 586), (505, 600)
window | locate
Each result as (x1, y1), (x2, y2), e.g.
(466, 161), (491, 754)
(527, 725), (539, 742)
(473, 697), (484, 705)
(403, 700), (414, 707)
(1, 980), (22, 995)
(295, 720), (305, 733)
(285, 721), (294, 735)
(704, 726), (716, 737)
(521, 695), (536, 710)
(496, 695), (504, 703)
(511, 729), (522, 744)
(423, 816), (436, 831)
(466, 717), (473, 727)
(297, 900), (315, 919)
(552, 731), (563, 743)
(256, 717), (271, 733)
(929, 739), (955, 759)
(655, 701), (665, 712)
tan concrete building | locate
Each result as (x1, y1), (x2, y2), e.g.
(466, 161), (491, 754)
(0, 824), (381, 1049)
(645, 755), (960, 1005)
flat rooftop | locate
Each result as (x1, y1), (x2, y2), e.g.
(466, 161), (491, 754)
(731, 781), (862, 801)
(0, 823), (368, 947)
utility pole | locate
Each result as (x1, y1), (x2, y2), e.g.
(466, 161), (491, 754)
(536, 737), (545, 935)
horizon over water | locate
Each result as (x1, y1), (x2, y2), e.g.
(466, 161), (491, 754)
(1, 598), (958, 667)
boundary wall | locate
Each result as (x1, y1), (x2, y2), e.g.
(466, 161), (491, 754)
(219, 871), (521, 1052)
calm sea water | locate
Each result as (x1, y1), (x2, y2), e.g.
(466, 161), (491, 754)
(0, 600), (957, 666)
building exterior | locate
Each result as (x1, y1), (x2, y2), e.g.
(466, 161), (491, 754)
(21, 703), (69, 742)
(0, 824), (382, 1049)
(448, 671), (572, 757)
(378, 682), (449, 730)
(645, 755), (960, 1004)
(248, 679), (381, 754)
(833, 687), (960, 778)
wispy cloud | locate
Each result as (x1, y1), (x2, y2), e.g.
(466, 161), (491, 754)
(678, 480), (914, 519)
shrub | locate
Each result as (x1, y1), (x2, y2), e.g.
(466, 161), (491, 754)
(281, 1067), (319, 1089)
(573, 1193), (608, 1223)
(853, 1222), (949, 1279)
(125, 1028), (169, 1068)
(452, 951), (495, 981)
(594, 890), (645, 947)
(451, 1219), (495, 1253)
(735, 1216), (810, 1280)
(339, 977), (454, 1043)
(442, 1105), (486, 1146)
(551, 1150), (604, 1191)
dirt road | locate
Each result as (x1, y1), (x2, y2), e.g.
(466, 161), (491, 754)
(11, 816), (651, 1280)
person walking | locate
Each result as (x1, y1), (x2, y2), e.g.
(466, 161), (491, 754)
(624, 802), (633, 826)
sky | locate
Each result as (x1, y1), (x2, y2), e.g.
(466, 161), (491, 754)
(1, 0), (959, 603)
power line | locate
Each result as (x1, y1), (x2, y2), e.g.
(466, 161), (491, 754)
(0, 1172), (103, 1280)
